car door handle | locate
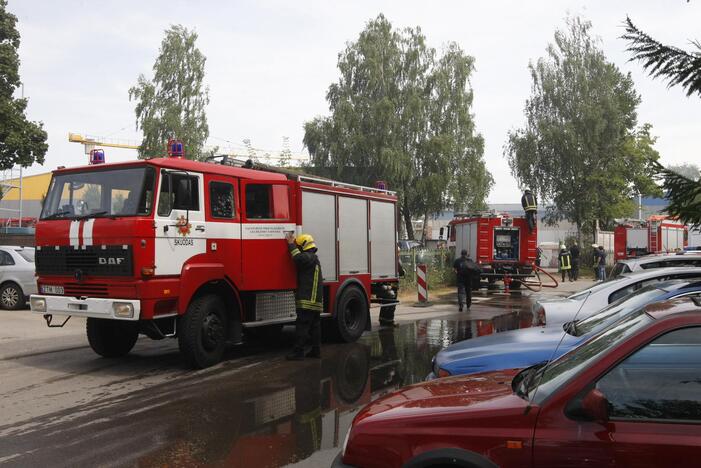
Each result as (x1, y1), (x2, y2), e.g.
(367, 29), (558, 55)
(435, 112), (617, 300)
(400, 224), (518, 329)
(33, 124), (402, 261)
(195, 225), (205, 232)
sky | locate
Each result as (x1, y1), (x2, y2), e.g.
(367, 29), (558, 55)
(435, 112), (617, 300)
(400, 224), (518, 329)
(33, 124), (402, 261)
(9, 0), (701, 203)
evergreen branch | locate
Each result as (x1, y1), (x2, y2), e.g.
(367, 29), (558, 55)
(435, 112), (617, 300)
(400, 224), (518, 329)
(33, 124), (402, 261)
(653, 161), (701, 227)
(623, 17), (701, 97)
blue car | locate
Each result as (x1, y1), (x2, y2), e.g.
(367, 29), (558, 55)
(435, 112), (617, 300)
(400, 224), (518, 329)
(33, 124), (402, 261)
(428, 278), (701, 379)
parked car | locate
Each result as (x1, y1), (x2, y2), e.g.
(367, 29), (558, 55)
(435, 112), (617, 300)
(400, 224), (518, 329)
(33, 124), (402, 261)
(429, 278), (701, 379)
(397, 239), (422, 251)
(0, 246), (36, 310)
(534, 266), (701, 325)
(610, 251), (701, 278)
(334, 296), (701, 468)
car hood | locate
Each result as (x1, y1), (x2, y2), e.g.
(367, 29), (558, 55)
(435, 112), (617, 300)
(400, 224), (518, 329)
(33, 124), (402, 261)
(355, 369), (525, 424)
(435, 326), (581, 375)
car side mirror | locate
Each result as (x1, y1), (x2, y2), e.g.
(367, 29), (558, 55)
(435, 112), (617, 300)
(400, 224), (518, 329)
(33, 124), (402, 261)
(581, 388), (609, 423)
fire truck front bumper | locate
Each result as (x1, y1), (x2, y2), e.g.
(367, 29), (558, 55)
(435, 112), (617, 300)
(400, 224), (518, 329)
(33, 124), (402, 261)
(29, 295), (141, 321)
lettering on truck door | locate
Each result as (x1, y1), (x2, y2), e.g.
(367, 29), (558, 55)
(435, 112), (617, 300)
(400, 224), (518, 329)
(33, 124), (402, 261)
(154, 171), (207, 275)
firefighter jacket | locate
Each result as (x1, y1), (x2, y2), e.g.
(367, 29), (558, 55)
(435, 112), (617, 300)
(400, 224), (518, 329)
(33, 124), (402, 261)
(521, 193), (537, 212)
(559, 251), (572, 270)
(288, 243), (324, 312)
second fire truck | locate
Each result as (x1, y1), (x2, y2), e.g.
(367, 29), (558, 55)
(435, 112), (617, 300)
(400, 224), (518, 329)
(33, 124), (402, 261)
(614, 216), (688, 261)
(30, 151), (400, 368)
(449, 212), (538, 289)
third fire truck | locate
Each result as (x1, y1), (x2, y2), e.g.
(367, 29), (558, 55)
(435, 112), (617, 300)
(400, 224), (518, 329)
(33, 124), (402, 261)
(614, 216), (688, 261)
(449, 212), (538, 289)
(30, 151), (399, 368)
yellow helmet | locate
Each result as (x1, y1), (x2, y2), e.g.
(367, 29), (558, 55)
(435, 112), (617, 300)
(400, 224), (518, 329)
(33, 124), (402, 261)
(295, 233), (317, 251)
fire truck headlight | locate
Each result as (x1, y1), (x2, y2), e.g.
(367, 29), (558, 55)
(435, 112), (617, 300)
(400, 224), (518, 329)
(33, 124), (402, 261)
(113, 302), (134, 318)
(30, 297), (46, 312)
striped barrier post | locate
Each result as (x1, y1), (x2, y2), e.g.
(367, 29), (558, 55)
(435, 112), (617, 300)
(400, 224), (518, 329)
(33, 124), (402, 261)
(417, 263), (428, 303)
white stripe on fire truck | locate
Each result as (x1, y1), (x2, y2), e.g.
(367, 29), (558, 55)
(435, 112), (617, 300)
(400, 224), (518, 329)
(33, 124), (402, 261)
(83, 219), (95, 246)
(69, 220), (80, 247)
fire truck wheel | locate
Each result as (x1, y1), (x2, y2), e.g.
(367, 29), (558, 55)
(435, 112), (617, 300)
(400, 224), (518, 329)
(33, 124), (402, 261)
(179, 294), (228, 368)
(510, 281), (523, 290)
(86, 318), (139, 358)
(0, 282), (25, 310)
(334, 286), (368, 343)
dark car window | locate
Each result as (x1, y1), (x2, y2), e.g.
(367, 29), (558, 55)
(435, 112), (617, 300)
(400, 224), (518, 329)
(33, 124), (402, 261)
(575, 286), (665, 336)
(610, 262), (632, 278)
(597, 326), (701, 422)
(640, 261), (663, 270)
(0, 251), (15, 266)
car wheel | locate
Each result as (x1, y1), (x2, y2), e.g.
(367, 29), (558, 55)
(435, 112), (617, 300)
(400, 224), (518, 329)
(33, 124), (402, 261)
(0, 282), (25, 310)
(86, 318), (139, 358)
(178, 294), (228, 368)
(333, 286), (368, 343)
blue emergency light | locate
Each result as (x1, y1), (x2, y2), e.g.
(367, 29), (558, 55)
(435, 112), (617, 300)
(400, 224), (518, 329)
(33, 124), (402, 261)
(89, 149), (105, 165)
(375, 180), (388, 190)
(168, 139), (184, 158)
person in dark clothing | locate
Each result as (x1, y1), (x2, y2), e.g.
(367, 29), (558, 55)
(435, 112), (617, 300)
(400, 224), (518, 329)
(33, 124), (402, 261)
(285, 232), (323, 360)
(569, 241), (580, 281)
(596, 245), (607, 281)
(558, 246), (573, 282)
(535, 246), (543, 267)
(379, 246), (404, 327)
(453, 249), (479, 311)
(521, 189), (538, 233)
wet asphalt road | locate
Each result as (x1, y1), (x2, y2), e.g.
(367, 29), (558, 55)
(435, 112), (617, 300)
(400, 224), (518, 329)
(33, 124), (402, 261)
(0, 290), (547, 468)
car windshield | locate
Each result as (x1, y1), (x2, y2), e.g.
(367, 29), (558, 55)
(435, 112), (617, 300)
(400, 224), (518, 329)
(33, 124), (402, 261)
(527, 310), (652, 404)
(567, 275), (625, 300)
(609, 262), (632, 278)
(571, 284), (667, 336)
(16, 249), (34, 262)
(41, 167), (156, 219)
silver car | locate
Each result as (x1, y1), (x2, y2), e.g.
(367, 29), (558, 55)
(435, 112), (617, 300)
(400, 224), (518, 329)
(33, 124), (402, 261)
(609, 252), (701, 278)
(533, 266), (701, 326)
(0, 246), (36, 310)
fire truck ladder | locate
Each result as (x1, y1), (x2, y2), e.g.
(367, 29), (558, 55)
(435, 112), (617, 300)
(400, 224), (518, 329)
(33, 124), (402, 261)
(649, 220), (659, 253)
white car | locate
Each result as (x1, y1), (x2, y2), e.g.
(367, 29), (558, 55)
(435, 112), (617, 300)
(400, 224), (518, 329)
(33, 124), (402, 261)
(609, 252), (701, 278)
(0, 246), (36, 310)
(533, 266), (701, 325)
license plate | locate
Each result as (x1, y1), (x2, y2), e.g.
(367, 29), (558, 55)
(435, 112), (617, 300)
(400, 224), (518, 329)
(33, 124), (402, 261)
(41, 285), (64, 295)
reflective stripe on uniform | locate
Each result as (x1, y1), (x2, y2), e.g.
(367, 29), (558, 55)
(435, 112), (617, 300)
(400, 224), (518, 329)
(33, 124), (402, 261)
(296, 299), (323, 312)
(560, 255), (571, 270)
(311, 265), (319, 302)
(290, 248), (301, 257)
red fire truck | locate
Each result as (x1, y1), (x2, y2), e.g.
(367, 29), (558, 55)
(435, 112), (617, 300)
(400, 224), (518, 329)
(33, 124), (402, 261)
(614, 216), (688, 261)
(30, 154), (399, 367)
(449, 212), (538, 289)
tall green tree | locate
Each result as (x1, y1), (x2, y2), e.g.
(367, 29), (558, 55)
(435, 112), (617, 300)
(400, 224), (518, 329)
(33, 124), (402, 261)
(624, 17), (701, 226)
(304, 14), (492, 239)
(505, 16), (660, 241)
(129, 25), (209, 160)
(0, 0), (48, 171)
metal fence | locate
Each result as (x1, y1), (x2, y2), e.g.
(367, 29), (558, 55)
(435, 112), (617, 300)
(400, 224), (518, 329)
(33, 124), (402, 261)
(399, 248), (455, 290)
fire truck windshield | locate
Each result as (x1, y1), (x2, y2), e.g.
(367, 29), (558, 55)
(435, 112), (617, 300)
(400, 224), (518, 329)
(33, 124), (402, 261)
(41, 167), (156, 220)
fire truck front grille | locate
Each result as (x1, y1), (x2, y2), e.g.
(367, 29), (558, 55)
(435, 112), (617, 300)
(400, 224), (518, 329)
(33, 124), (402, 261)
(63, 283), (109, 298)
(36, 245), (134, 277)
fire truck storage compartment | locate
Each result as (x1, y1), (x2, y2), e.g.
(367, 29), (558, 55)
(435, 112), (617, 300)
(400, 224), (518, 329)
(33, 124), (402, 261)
(338, 197), (368, 275)
(302, 191), (337, 281)
(627, 228), (648, 249)
(494, 228), (519, 261)
(370, 200), (396, 279)
(661, 226), (684, 251)
(454, 221), (478, 260)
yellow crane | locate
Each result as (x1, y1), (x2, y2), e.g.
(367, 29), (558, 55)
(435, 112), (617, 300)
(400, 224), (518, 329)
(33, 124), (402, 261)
(68, 133), (140, 153)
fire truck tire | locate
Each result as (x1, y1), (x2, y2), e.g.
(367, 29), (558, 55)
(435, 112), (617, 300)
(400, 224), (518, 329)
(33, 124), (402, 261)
(86, 318), (139, 358)
(178, 294), (228, 368)
(333, 286), (368, 343)
(510, 281), (523, 290)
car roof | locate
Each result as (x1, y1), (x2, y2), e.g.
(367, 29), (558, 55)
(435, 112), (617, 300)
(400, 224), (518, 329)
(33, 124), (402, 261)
(644, 295), (701, 320)
(0, 246), (34, 250)
(618, 266), (701, 280)
(619, 252), (701, 265)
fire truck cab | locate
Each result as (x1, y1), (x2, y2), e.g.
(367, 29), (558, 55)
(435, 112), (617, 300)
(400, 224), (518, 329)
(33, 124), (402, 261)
(30, 155), (399, 368)
(449, 212), (538, 288)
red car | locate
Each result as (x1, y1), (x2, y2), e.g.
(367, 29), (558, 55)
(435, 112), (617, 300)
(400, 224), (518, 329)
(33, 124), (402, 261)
(334, 296), (701, 468)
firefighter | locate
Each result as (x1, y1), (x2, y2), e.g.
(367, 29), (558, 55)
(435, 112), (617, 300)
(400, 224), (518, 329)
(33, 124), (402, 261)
(285, 232), (323, 360)
(453, 249), (479, 311)
(558, 246), (573, 282)
(521, 189), (538, 233)
(570, 241), (580, 281)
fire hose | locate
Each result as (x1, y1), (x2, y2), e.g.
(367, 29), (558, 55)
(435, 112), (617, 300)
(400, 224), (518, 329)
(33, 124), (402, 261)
(520, 264), (559, 292)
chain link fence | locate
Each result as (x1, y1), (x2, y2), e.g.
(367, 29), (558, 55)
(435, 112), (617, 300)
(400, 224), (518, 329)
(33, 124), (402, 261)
(399, 248), (456, 292)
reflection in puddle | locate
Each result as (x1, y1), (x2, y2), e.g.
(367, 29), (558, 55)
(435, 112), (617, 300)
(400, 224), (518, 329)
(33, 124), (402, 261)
(3, 310), (534, 468)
